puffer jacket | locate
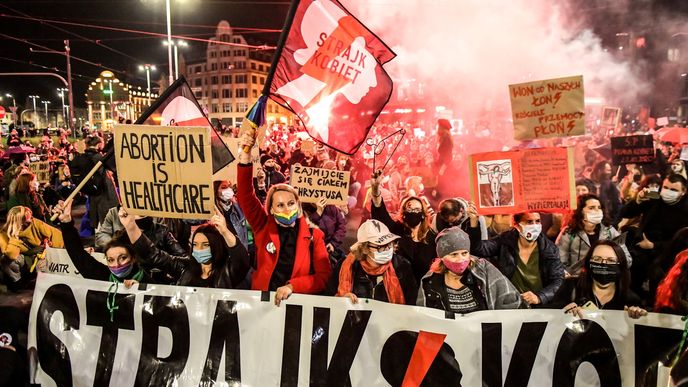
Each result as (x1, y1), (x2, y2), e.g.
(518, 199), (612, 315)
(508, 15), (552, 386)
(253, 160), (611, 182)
(556, 224), (631, 275)
(416, 258), (525, 311)
(326, 254), (417, 305)
(467, 227), (565, 306)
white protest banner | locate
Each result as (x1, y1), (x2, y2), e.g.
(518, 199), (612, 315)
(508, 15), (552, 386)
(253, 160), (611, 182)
(290, 165), (350, 205)
(42, 247), (106, 277)
(509, 75), (585, 140)
(114, 124), (214, 219)
(29, 273), (684, 387)
(681, 146), (688, 161)
(29, 161), (51, 184)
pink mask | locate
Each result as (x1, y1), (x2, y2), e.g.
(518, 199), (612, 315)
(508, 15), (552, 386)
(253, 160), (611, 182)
(442, 258), (470, 275)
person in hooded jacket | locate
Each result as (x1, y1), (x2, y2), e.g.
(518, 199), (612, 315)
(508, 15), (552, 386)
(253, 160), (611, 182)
(327, 219), (416, 305)
(119, 207), (250, 289)
(417, 226), (524, 313)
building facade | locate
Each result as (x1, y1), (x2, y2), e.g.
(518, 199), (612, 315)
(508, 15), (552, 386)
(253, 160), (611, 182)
(85, 71), (158, 130)
(183, 20), (293, 128)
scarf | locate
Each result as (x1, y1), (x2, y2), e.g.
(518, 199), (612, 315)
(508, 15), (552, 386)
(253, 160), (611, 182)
(106, 268), (144, 322)
(337, 253), (405, 304)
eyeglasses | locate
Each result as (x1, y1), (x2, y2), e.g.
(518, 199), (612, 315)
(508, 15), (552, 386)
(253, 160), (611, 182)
(369, 242), (395, 252)
(590, 256), (619, 265)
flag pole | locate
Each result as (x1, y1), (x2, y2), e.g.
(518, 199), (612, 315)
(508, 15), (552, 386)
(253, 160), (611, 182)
(241, 0), (301, 153)
(262, 0), (301, 97)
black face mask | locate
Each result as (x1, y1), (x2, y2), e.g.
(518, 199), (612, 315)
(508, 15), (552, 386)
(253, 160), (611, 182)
(403, 211), (424, 227)
(264, 165), (275, 172)
(135, 217), (154, 230)
(589, 262), (620, 285)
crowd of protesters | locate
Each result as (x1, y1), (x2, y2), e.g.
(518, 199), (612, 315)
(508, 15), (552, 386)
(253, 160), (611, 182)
(0, 114), (687, 385)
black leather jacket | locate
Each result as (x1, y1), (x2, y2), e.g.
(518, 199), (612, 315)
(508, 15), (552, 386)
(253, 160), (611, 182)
(133, 233), (250, 289)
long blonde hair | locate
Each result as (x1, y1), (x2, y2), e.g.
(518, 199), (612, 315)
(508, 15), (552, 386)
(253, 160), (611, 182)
(3, 206), (32, 238)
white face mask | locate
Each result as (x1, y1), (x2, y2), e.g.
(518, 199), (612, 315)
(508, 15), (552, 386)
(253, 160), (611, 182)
(372, 249), (393, 265)
(221, 188), (234, 202)
(585, 211), (604, 225)
(660, 189), (683, 205)
(519, 223), (542, 242)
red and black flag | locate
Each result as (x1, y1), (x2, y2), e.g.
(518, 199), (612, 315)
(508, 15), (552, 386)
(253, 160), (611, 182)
(266, 0), (395, 155)
(133, 76), (234, 173)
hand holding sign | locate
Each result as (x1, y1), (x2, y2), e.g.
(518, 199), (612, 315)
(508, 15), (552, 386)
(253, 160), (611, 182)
(53, 200), (73, 223)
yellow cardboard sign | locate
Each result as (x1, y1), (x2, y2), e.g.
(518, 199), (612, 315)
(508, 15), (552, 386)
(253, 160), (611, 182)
(509, 75), (585, 140)
(290, 165), (350, 205)
(114, 124), (214, 219)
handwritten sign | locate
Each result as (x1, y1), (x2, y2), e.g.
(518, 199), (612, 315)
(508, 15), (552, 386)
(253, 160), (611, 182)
(290, 165), (350, 205)
(469, 147), (576, 215)
(29, 161), (51, 184)
(212, 137), (261, 183)
(509, 75), (585, 140)
(114, 124), (214, 219)
(611, 135), (655, 165)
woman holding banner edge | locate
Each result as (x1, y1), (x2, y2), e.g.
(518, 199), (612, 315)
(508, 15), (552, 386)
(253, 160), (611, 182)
(237, 132), (332, 306)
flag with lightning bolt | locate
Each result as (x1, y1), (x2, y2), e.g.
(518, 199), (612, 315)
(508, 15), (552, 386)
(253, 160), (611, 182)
(268, 0), (395, 155)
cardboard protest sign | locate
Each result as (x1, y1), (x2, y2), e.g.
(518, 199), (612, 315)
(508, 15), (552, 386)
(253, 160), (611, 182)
(290, 165), (350, 205)
(509, 75), (585, 140)
(610, 135), (655, 165)
(29, 161), (51, 184)
(469, 147), (576, 215)
(681, 146), (688, 161)
(601, 106), (621, 128)
(212, 137), (261, 183)
(114, 124), (214, 219)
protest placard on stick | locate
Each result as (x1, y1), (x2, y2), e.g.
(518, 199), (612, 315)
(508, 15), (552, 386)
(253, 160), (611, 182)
(290, 165), (350, 205)
(509, 75), (585, 140)
(29, 161), (51, 184)
(114, 124), (214, 219)
(611, 135), (655, 165)
(469, 147), (576, 215)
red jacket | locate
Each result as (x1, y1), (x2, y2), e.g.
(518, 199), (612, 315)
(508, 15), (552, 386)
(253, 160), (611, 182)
(237, 164), (332, 293)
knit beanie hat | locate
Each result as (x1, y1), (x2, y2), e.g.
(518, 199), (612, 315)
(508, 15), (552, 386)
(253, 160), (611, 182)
(435, 226), (471, 257)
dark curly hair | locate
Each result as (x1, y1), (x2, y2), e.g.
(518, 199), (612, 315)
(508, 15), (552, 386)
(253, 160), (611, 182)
(566, 194), (608, 234)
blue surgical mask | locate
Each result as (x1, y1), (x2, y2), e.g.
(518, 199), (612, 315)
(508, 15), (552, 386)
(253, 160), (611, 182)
(192, 248), (212, 264)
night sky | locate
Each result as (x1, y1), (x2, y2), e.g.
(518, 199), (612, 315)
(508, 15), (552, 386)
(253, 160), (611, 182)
(0, 0), (290, 109)
(2, 0), (688, 113)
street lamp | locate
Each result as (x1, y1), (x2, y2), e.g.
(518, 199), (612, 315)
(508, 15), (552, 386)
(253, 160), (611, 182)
(41, 100), (51, 128)
(163, 39), (188, 80)
(57, 88), (68, 127)
(5, 94), (16, 128)
(29, 95), (40, 128)
(139, 64), (157, 106)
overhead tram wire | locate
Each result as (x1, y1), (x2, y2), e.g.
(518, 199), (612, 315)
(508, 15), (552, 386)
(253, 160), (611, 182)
(33, 16), (282, 33)
(0, 33), (125, 75)
(0, 14), (277, 50)
(0, 3), (145, 64)
(0, 57), (94, 83)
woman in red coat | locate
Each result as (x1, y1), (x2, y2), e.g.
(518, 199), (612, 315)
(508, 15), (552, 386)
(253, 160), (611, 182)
(237, 133), (332, 305)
